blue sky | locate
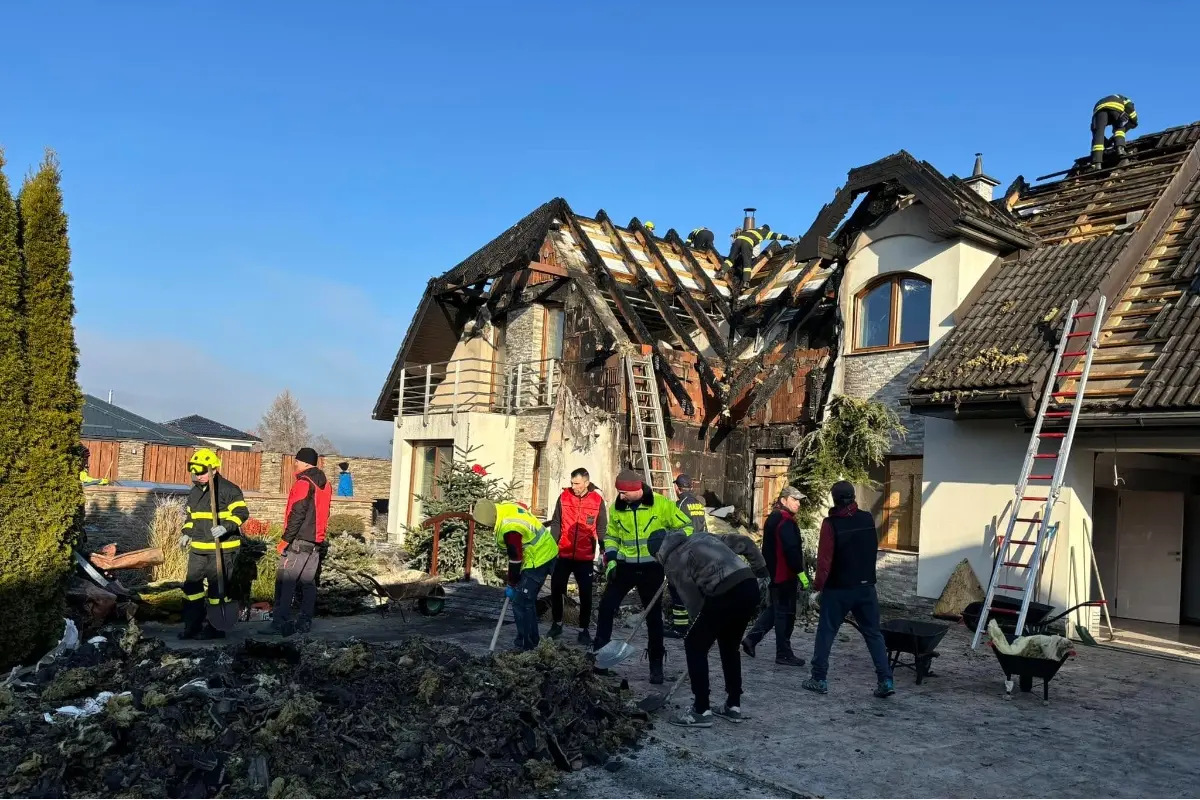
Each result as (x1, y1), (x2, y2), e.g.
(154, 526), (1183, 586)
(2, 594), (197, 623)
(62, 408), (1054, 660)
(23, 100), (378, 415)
(3, 1), (1198, 456)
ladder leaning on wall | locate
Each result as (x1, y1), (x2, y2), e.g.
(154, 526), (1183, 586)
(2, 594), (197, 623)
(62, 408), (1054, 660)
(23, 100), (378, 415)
(623, 353), (675, 497)
(971, 298), (1115, 649)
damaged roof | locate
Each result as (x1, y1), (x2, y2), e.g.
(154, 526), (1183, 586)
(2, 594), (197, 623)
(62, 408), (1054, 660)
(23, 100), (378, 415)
(909, 120), (1200, 417)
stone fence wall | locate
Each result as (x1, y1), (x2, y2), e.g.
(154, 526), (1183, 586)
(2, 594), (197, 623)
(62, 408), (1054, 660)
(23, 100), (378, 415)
(83, 485), (375, 553)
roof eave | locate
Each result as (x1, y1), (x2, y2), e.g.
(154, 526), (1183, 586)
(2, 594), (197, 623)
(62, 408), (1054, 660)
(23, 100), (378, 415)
(372, 282), (437, 422)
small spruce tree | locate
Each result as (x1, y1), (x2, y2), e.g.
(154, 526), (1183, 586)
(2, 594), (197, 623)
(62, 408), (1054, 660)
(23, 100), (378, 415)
(5, 151), (83, 667)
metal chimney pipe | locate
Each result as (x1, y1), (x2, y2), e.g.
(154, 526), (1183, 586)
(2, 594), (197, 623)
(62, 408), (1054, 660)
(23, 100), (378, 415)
(743, 207), (756, 230)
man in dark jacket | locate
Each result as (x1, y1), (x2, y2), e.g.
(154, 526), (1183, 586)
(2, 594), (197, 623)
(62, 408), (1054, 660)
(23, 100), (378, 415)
(265, 447), (332, 636)
(548, 467), (607, 645)
(649, 527), (763, 727)
(803, 481), (894, 698)
(742, 486), (810, 666)
(664, 473), (706, 638)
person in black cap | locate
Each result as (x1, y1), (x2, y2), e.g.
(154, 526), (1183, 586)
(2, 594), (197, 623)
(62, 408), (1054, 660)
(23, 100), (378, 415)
(803, 480), (894, 698)
(663, 474), (706, 638)
(265, 447), (332, 635)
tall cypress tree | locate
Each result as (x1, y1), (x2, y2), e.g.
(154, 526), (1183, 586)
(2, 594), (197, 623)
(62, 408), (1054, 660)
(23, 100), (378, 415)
(0, 149), (34, 669)
(6, 150), (82, 667)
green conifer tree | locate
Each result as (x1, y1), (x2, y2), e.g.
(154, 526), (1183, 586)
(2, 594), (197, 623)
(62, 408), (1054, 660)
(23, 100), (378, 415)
(4, 151), (83, 667)
(0, 148), (35, 669)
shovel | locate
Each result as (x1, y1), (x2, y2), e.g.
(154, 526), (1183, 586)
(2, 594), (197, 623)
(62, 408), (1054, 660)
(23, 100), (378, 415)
(205, 471), (241, 632)
(594, 581), (667, 670)
(639, 666), (690, 713)
(489, 595), (510, 653)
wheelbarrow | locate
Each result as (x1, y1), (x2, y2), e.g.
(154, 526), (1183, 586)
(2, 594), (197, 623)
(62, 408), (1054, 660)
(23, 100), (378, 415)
(844, 617), (949, 684)
(963, 598), (1099, 639)
(325, 564), (446, 622)
(988, 632), (1076, 705)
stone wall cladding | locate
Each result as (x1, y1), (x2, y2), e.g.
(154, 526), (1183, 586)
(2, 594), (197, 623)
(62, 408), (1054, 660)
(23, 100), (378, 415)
(504, 304), (544, 366)
(83, 486), (374, 551)
(512, 413), (552, 509)
(874, 549), (931, 613)
(843, 348), (928, 456)
(117, 440), (145, 481)
(324, 455), (391, 501)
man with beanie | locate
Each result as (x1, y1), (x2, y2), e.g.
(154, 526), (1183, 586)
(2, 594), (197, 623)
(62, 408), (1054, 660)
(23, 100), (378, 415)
(266, 447), (332, 635)
(594, 469), (694, 684)
(473, 497), (558, 651)
(803, 481), (894, 698)
(743, 486), (810, 666)
(548, 468), (607, 645)
(648, 526), (763, 727)
(665, 473), (706, 638)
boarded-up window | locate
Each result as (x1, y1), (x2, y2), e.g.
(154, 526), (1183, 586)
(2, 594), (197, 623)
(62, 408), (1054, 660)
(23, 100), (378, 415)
(409, 441), (453, 523)
(878, 457), (922, 552)
(530, 443), (545, 516)
(753, 455), (792, 524)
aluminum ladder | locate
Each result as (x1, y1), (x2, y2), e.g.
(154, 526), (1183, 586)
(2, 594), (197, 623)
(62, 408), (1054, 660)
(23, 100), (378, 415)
(971, 297), (1107, 649)
(623, 353), (674, 496)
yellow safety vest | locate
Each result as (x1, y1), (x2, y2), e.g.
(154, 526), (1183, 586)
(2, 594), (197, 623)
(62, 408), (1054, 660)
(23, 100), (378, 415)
(492, 502), (558, 569)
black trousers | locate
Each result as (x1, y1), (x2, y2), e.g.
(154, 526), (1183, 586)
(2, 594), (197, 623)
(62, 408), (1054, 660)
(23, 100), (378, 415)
(594, 561), (665, 661)
(550, 557), (595, 629)
(181, 547), (237, 634)
(746, 577), (798, 658)
(273, 543), (320, 626)
(690, 229), (715, 250)
(1091, 109), (1128, 165)
(685, 576), (760, 713)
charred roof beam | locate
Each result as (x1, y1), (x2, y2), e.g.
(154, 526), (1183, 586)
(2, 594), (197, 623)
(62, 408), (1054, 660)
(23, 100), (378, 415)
(667, 229), (734, 323)
(564, 213), (696, 416)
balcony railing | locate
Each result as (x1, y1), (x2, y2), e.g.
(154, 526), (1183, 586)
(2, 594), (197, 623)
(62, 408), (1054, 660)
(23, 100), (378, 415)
(397, 357), (562, 420)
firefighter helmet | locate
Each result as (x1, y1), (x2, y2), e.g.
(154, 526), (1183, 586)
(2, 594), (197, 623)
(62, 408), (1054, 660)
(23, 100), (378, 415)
(188, 448), (222, 475)
(644, 221), (655, 231)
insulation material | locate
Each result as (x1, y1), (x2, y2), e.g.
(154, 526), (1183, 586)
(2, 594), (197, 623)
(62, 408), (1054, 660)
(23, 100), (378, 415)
(933, 558), (985, 619)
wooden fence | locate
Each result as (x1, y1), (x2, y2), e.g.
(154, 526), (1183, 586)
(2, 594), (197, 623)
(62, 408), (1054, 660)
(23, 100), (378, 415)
(279, 454), (326, 494)
(141, 445), (262, 490)
(81, 439), (120, 482)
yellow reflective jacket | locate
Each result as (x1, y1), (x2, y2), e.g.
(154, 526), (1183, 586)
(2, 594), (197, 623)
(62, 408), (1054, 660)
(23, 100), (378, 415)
(605, 486), (694, 564)
(492, 502), (558, 569)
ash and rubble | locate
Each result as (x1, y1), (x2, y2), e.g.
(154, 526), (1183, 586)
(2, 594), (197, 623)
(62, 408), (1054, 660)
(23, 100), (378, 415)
(1, 621), (646, 798)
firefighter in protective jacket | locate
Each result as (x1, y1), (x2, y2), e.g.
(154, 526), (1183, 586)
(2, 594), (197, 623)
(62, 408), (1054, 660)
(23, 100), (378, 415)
(179, 448), (249, 639)
(1091, 95), (1138, 168)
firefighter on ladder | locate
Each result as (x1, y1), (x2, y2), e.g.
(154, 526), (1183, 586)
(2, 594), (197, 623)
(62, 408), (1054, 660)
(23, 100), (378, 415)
(1090, 95), (1138, 170)
(179, 449), (249, 640)
(722, 224), (792, 293)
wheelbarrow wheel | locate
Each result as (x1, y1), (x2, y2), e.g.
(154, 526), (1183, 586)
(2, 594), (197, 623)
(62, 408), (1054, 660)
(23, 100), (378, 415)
(418, 585), (447, 617)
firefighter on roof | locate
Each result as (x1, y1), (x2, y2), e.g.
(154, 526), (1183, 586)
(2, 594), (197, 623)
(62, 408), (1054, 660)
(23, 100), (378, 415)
(179, 448), (249, 640)
(723, 224), (792, 291)
(686, 227), (715, 250)
(1091, 95), (1138, 169)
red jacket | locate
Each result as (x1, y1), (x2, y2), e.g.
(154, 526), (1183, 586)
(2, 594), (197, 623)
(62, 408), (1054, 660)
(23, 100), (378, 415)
(283, 467), (332, 546)
(550, 485), (606, 561)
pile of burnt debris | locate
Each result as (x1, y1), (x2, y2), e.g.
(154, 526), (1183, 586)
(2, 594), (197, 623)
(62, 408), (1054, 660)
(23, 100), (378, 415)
(1, 624), (645, 798)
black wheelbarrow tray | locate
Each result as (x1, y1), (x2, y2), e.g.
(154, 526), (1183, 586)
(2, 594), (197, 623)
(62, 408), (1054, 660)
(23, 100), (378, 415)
(961, 597), (1054, 636)
(843, 618), (949, 684)
(988, 635), (1076, 704)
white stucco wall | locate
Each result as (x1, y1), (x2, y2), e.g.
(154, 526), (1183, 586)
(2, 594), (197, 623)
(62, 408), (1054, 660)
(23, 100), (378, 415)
(388, 411), (518, 540)
(918, 416), (1097, 627)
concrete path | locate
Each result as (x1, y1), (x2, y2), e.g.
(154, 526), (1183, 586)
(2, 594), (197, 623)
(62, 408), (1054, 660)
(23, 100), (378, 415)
(142, 608), (1200, 798)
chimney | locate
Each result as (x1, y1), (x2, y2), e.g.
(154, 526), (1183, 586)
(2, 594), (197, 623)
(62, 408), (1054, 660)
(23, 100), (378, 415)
(742, 207), (756, 230)
(963, 153), (1000, 201)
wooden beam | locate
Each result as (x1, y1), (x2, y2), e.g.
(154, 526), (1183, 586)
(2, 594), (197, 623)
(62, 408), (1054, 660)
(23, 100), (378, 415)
(564, 212), (696, 416)
(727, 257), (825, 364)
(668, 229), (734, 322)
(633, 221), (730, 361)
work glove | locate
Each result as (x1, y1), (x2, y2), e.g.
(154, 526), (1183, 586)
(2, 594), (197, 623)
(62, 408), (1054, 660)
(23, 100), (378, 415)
(606, 559), (617, 577)
(798, 572), (812, 591)
(504, 586), (516, 600)
(781, 234), (794, 242)
(277, 540), (289, 555)
(179, 534), (191, 552)
(210, 525), (227, 539)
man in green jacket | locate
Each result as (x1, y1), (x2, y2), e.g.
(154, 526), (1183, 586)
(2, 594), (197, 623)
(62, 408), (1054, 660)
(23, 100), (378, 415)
(593, 469), (694, 684)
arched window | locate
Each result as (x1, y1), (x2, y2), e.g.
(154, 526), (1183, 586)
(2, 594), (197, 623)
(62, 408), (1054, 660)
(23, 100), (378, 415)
(854, 274), (931, 351)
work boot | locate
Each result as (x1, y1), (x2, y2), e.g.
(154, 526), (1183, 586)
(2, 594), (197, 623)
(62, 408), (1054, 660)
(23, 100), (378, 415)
(775, 654), (806, 667)
(295, 617), (312, 635)
(197, 626), (226, 641)
(741, 637), (756, 658)
(576, 628), (592, 646)
(649, 661), (665, 685)
(802, 678), (828, 694)
(873, 678), (896, 698)
(547, 622), (563, 640)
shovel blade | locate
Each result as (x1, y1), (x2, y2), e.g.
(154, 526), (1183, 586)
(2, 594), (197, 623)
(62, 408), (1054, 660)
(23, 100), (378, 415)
(593, 641), (636, 670)
(637, 692), (669, 713)
(206, 600), (242, 632)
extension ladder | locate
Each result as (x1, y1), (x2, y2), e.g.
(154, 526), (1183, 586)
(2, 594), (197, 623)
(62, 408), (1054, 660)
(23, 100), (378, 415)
(971, 298), (1109, 649)
(623, 353), (674, 496)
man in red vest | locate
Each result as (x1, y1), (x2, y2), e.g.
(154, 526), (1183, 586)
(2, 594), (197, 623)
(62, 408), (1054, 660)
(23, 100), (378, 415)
(548, 467), (607, 645)
(742, 486), (810, 666)
(265, 447), (332, 636)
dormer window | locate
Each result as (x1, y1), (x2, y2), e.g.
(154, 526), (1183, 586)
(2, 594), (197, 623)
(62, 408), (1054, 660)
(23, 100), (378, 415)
(854, 274), (931, 351)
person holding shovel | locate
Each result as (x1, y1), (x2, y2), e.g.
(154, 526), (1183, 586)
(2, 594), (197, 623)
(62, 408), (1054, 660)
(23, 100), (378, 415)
(472, 499), (558, 651)
(647, 526), (763, 727)
(593, 470), (694, 685)
(179, 448), (249, 640)
(264, 447), (332, 636)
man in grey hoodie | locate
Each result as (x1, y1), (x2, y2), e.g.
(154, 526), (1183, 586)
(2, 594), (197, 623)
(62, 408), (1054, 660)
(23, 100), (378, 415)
(648, 528), (764, 728)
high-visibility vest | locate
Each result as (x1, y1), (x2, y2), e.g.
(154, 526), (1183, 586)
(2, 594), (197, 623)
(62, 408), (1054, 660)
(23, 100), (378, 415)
(493, 502), (558, 569)
(606, 491), (694, 564)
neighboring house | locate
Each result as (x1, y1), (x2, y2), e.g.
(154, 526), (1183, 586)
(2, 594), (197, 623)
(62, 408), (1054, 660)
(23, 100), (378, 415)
(164, 414), (262, 451)
(901, 121), (1200, 634)
(81, 394), (206, 483)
